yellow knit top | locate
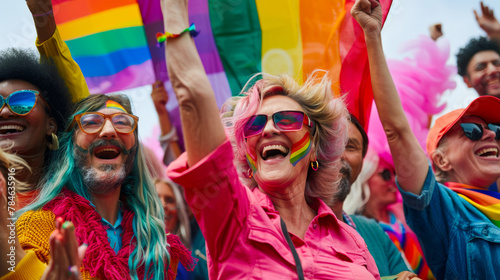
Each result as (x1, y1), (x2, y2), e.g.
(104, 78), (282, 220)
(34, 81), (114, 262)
(0, 189), (188, 280)
(2, 209), (180, 280)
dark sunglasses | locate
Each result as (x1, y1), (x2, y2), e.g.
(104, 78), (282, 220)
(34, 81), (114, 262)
(0, 90), (50, 116)
(243, 110), (313, 138)
(379, 169), (394, 182)
(460, 123), (500, 141)
(68, 112), (139, 134)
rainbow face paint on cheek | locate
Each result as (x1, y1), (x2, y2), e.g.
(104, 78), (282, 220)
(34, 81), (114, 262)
(105, 100), (127, 112)
(290, 132), (312, 166)
(246, 149), (257, 174)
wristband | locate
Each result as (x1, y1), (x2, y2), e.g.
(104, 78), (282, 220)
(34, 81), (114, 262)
(33, 10), (53, 17)
(156, 23), (200, 46)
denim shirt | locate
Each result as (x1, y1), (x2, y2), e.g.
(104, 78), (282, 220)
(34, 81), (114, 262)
(398, 164), (500, 280)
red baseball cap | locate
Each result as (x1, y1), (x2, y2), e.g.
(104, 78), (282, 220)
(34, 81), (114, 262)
(426, 96), (500, 156)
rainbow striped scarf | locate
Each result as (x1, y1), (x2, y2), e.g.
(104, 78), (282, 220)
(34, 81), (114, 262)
(379, 213), (434, 279)
(446, 182), (500, 228)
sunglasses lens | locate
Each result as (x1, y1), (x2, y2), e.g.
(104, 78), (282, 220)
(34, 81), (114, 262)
(380, 169), (392, 181)
(244, 115), (267, 137)
(112, 114), (136, 133)
(488, 124), (500, 140)
(461, 123), (483, 141)
(79, 114), (104, 134)
(274, 111), (304, 131)
(8, 90), (37, 115)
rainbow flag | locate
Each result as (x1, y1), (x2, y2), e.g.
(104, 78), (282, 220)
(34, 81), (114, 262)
(53, 0), (392, 129)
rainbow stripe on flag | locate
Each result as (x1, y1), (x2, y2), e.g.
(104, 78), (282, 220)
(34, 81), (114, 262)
(53, 0), (153, 93)
(53, 0), (392, 128)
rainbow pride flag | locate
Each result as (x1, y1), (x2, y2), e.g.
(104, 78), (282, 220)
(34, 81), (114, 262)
(53, 0), (392, 128)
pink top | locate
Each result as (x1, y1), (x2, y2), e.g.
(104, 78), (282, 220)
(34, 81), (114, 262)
(167, 140), (380, 280)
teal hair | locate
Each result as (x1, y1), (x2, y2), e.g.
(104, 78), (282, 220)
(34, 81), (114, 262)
(20, 94), (170, 279)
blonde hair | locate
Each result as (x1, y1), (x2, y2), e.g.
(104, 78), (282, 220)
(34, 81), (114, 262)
(221, 72), (348, 205)
(0, 146), (30, 206)
(154, 178), (191, 248)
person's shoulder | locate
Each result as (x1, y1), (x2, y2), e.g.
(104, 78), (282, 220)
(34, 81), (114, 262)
(335, 214), (369, 247)
(349, 214), (387, 235)
(17, 209), (55, 233)
(16, 209), (55, 263)
(350, 214), (379, 227)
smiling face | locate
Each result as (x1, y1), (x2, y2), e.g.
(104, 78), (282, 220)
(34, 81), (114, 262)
(0, 79), (55, 157)
(246, 95), (314, 193)
(439, 116), (500, 188)
(73, 107), (137, 194)
(155, 181), (179, 233)
(367, 159), (398, 207)
(464, 50), (500, 98)
(343, 121), (364, 184)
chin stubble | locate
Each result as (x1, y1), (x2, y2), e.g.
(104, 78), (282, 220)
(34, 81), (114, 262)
(73, 140), (137, 194)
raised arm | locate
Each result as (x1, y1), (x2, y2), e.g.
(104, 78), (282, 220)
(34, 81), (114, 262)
(161, 0), (226, 166)
(351, 0), (428, 194)
(27, 0), (90, 102)
(151, 81), (182, 164)
(26, 0), (56, 42)
(474, 1), (500, 43)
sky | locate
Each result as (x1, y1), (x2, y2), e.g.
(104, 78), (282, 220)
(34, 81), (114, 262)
(0, 0), (499, 140)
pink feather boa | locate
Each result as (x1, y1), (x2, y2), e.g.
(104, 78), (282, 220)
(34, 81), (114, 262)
(43, 189), (195, 279)
(368, 35), (457, 166)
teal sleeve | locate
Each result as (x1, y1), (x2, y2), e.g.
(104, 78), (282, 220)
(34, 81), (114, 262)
(350, 215), (410, 277)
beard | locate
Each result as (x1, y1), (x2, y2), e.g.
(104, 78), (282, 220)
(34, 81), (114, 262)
(334, 160), (352, 203)
(73, 139), (137, 195)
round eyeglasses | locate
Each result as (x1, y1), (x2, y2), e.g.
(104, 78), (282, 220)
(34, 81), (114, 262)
(68, 112), (139, 134)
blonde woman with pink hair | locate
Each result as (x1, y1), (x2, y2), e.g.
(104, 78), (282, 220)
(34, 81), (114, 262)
(160, 0), (386, 279)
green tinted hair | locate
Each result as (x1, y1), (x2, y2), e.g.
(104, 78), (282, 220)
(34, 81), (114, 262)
(21, 94), (170, 279)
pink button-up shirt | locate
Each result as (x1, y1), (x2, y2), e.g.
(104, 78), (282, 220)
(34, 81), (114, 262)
(167, 140), (380, 280)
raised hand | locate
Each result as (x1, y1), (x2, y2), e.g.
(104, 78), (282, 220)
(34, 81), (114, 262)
(151, 81), (169, 113)
(351, 0), (383, 37)
(25, 0), (57, 42)
(474, 1), (500, 39)
(41, 219), (87, 280)
(429, 23), (443, 41)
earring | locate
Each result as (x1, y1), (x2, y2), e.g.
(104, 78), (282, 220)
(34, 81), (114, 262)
(246, 168), (253, 178)
(310, 160), (319, 171)
(47, 133), (59, 150)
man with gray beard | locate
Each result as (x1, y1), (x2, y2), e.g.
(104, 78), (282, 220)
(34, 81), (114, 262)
(8, 94), (193, 279)
(329, 115), (417, 279)
(74, 138), (135, 195)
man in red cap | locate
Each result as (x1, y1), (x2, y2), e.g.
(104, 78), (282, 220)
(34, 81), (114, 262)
(353, 0), (500, 278)
(458, 3), (500, 98)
